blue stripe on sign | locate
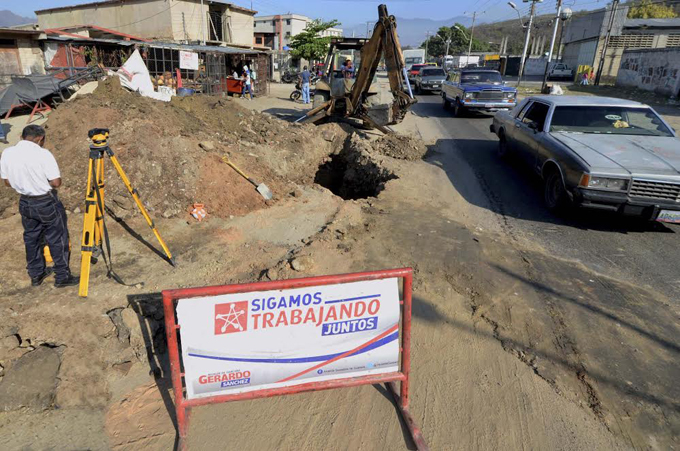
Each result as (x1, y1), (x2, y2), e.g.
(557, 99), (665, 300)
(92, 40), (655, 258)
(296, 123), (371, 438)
(188, 331), (399, 364)
(324, 294), (381, 305)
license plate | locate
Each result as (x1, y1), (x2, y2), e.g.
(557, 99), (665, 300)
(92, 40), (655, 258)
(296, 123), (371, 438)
(432, 84), (439, 88)
(657, 209), (680, 223)
(485, 104), (494, 108)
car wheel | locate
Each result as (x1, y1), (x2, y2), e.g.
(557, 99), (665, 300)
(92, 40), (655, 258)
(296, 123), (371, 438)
(453, 99), (465, 117)
(497, 131), (510, 159)
(544, 170), (570, 213)
(442, 94), (451, 110)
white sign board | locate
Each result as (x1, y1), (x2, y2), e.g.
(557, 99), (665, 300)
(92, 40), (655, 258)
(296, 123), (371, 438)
(176, 278), (401, 399)
(179, 51), (199, 70)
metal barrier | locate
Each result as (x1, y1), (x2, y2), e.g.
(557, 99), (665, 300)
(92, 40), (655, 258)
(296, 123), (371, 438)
(162, 267), (428, 450)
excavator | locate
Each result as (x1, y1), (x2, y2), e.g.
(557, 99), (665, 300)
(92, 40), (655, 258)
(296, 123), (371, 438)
(301, 4), (417, 133)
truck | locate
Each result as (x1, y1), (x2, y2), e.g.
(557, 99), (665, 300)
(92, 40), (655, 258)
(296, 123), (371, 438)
(442, 69), (517, 117)
(447, 55), (480, 69)
(547, 63), (574, 80)
(403, 49), (425, 71)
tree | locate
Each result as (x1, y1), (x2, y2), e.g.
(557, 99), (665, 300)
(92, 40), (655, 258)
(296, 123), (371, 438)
(288, 19), (340, 61)
(420, 23), (491, 58)
(628, 0), (677, 19)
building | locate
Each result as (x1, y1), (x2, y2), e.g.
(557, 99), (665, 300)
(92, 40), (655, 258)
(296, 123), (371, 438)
(0, 27), (45, 89)
(35, 0), (257, 48)
(253, 14), (342, 51)
(561, 6), (680, 82)
(616, 48), (680, 97)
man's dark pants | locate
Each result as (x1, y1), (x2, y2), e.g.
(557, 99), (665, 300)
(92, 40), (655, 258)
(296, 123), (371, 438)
(18, 192), (71, 281)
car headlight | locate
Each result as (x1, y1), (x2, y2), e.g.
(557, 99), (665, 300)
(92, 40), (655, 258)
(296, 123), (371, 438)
(580, 175), (629, 191)
(464, 92), (476, 99)
(504, 92), (516, 99)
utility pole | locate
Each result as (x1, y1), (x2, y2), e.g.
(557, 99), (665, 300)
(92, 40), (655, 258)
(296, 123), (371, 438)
(516, 0), (537, 87)
(445, 38), (452, 57)
(200, 0), (206, 44)
(466, 11), (477, 67)
(541, 0), (563, 93)
(424, 31), (431, 62)
(594, 0), (619, 85)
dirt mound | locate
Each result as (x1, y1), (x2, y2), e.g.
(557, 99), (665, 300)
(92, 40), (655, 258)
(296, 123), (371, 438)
(0, 77), (343, 219)
(371, 133), (427, 160)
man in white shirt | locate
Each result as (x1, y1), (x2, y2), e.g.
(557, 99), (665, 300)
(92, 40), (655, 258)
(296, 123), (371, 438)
(0, 125), (78, 287)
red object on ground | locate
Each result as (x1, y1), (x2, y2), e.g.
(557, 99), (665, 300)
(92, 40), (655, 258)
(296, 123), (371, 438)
(226, 78), (244, 95)
(162, 268), (428, 451)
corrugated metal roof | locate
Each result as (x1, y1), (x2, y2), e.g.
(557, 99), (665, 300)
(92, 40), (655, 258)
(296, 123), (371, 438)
(623, 18), (680, 29)
(145, 42), (264, 55)
(44, 36), (136, 46)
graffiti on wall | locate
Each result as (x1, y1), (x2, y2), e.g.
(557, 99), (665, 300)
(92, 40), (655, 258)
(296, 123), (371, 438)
(617, 52), (680, 96)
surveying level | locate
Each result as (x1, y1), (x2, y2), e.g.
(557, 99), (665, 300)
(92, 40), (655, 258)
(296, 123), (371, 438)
(79, 128), (175, 297)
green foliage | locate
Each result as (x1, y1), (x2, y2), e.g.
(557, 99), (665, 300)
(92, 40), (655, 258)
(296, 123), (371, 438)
(288, 19), (340, 61)
(627, 0), (677, 19)
(420, 23), (492, 58)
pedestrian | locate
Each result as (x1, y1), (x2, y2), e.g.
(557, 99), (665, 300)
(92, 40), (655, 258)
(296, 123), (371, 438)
(0, 125), (79, 287)
(299, 65), (311, 104)
(580, 71), (589, 86)
(241, 65), (253, 100)
(342, 58), (355, 79)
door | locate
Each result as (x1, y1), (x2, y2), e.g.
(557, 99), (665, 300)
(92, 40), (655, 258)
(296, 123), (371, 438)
(511, 101), (550, 167)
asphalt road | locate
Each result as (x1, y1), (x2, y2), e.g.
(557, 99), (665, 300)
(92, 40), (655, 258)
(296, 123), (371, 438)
(411, 93), (680, 300)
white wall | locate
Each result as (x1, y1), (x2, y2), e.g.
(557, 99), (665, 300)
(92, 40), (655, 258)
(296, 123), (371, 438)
(617, 48), (680, 96)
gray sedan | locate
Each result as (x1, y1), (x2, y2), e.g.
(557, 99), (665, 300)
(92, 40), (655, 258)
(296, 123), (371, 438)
(414, 67), (446, 94)
(490, 95), (680, 223)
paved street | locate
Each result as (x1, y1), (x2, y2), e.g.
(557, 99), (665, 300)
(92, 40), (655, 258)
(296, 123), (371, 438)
(411, 92), (680, 299)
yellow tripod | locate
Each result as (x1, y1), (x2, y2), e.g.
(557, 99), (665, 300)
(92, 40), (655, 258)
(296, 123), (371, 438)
(79, 128), (174, 297)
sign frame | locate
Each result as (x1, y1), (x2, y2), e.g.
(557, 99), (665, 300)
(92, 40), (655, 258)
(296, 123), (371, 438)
(162, 268), (427, 450)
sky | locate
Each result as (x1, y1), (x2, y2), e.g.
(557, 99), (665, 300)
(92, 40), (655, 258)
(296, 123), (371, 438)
(4, 0), (602, 27)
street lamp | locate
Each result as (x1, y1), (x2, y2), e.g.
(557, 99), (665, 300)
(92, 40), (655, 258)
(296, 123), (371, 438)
(556, 7), (573, 61)
(511, 0), (539, 87)
(507, 2), (526, 29)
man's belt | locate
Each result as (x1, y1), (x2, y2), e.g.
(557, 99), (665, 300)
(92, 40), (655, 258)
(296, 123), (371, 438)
(20, 191), (54, 201)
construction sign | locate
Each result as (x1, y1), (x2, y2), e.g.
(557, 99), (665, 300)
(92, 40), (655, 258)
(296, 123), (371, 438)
(176, 278), (400, 399)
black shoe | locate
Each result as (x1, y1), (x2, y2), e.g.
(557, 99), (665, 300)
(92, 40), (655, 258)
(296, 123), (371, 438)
(31, 267), (54, 286)
(55, 275), (80, 288)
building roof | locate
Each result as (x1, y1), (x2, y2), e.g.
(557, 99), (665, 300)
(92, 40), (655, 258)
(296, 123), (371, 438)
(43, 25), (149, 42)
(145, 42), (265, 55)
(623, 18), (680, 29)
(0, 28), (41, 36)
(255, 14), (310, 21)
(36, 0), (256, 15)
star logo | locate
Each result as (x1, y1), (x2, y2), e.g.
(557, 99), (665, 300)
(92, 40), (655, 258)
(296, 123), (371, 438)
(214, 301), (249, 335)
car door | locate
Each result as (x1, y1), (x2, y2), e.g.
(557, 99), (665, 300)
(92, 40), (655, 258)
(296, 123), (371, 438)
(512, 101), (550, 167)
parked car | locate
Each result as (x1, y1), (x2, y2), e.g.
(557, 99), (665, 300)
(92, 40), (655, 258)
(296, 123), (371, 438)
(490, 96), (680, 222)
(441, 69), (517, 117)
(548, 63), (574, 80)
(414, 67), (446, 94)
(408, 63), (436, 83)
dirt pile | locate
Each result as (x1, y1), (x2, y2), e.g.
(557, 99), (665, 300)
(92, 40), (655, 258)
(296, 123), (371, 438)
(0, 77), (344, 219)
(371, 133), (428, 160)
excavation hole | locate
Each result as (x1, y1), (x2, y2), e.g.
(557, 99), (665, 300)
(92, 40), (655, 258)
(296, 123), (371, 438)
(314, 152), (397, 200)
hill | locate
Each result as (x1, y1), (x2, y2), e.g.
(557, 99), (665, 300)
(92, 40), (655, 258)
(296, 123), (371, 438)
(344, 16), (474, 47)
(0, 10), (35, 27)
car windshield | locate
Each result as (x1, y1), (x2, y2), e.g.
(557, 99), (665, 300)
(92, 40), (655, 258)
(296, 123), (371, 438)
(461, 72), (502, 84)
(550, 106), (674, 137)
(422, 69), (445, 76)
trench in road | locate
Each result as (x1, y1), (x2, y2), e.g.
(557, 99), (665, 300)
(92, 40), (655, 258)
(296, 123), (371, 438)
(410, 93), (680, 301)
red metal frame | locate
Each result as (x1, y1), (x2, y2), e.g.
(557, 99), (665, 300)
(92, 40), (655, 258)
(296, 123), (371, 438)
(162, 268), (428, 450)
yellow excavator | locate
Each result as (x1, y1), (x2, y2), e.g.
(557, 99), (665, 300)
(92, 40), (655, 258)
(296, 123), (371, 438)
(302, 4), (417, 133)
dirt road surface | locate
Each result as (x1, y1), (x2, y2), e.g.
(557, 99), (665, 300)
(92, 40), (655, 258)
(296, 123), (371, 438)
(0, 82), (677, 450)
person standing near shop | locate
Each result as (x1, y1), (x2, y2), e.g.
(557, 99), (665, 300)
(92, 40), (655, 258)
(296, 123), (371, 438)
(0, 125), (78, 287)
(299, 65), (311, 104)
(241, 65), (253, 100)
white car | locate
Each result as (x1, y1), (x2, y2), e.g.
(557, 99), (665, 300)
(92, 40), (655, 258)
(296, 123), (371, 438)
(548, 63), (574, 80)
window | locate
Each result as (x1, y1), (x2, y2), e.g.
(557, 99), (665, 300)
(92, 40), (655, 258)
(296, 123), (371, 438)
(667, 34), (680, 48)
(550, 106), (673, 137)
(286, 19), (291, 25)
(286, 32), (291, 37)
(272, 20), (276, 26)
(521, 102), (550, 131)
(0, 38), (17, 48)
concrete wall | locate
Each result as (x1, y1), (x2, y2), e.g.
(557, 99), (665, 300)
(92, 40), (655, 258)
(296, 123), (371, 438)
(616, 48), (680, 96)
(229, 10), (254, 47)
(37, 0), (174, 40)
(17, 38), (46, 75)
(170, 0), (207, 42)
(561, 38), (598, 72)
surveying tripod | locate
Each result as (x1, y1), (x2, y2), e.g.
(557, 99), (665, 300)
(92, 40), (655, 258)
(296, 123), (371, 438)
(79, 128), (174, 297)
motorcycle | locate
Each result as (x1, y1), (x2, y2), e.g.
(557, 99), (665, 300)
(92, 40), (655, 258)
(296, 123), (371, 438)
(281, 70), (297, 84)
(289, 79), (318, 102)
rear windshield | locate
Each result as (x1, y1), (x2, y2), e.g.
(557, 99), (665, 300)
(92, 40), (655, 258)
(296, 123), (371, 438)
(550, 106), (673, 137)
(405, 57), (423, 64)
(421, 68), (445, 76)
(461, 71), (502, 84)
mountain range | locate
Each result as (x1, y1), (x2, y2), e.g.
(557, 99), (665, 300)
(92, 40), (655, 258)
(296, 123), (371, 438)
(0, 10), (36, 27)
(343, 16), (474, 47)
